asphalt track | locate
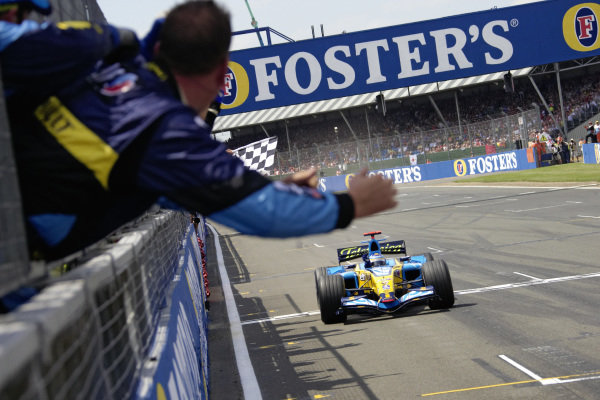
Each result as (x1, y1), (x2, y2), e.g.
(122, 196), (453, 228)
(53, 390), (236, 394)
(207, 181), (600, 400)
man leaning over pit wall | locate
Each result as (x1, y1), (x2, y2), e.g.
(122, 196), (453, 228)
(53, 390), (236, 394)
(2, 0), (397, 262)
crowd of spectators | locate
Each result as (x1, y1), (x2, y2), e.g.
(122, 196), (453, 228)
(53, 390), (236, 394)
(223, 70), (600, 175)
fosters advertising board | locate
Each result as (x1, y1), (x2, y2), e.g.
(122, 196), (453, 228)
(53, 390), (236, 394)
(221, 0), (600, 115)
(318, 149), (537, 193)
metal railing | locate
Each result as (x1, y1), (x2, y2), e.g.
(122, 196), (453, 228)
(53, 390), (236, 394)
(0, 210), (197, 400)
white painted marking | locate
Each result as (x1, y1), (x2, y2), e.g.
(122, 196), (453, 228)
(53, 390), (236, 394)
(402, 208), (417, 211)
(455, 205), (470, 208)
(578, 215), (600, 219)
(513, 272), (541, 281)
(505, 204), (563, 213)
(499, 355), (545, 382)
(558, 375), (600, 384)
(427, 247), (444, 254)
(519, 191), (536, 195)
(313, 243), (325, 248)
(241, 311), (321, 326)
(566, 201), (582, 204)
(208, 224), (262, 400)
(240, 272), (600, 326)
(499, 355), (600, 386)
(455, 272), (600, 295)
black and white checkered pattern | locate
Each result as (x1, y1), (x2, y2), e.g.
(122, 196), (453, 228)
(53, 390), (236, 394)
(233, 136), (278, 175)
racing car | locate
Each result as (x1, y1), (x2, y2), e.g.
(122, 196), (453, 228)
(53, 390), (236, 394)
(314, 231), (454, 324)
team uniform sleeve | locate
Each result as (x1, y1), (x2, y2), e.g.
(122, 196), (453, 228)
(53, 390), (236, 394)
(208, 183), (355, 237)
(133, 109), (355, 237)
(1, 21), (137, 99)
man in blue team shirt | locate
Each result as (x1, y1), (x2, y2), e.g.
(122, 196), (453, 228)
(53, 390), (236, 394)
(3, 0), (397, 261)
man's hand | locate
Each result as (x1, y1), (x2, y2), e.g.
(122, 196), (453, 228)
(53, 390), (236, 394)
(348, 168), (397, 218)
(282, 168), (319, 188)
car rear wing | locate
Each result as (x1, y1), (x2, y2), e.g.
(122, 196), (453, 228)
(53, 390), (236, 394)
(337, 240), (406, 262)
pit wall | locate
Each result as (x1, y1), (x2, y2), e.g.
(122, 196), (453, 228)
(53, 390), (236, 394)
(0, 211), (210, 400)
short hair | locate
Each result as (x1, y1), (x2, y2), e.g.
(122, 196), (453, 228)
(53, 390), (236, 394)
(158, 1), (231, 75)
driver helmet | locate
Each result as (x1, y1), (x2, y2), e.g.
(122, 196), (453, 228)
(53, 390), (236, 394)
(0, 0), (52, 15)
(368, 253), (386, 267)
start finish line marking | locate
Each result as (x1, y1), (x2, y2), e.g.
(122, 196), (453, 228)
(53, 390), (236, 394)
(240, 271), (600, 326)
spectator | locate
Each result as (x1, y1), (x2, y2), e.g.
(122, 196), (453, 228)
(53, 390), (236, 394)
(534, 139), (545, 167)
(569, 138), (576, 163)
(559, 137), (569, 164)
(585, 122), (597, 143)
(3, 1), (397, 260)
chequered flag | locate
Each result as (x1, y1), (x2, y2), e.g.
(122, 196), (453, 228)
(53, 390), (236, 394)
(233, 136), (278, 175)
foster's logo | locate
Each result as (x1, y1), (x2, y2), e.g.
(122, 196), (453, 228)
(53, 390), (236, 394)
(221, 61), (250, 110)
(563, 3), (600, 51)
(454, 159), (467, 177)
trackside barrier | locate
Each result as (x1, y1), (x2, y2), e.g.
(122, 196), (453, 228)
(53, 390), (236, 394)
(0, 210), (210, 400)
(318, 148), (537, 193)
(582, 143), (600, 164)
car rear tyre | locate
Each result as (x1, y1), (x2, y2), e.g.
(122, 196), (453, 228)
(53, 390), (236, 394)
(317, 274), (347, 324)
(422, 259), (454, 310)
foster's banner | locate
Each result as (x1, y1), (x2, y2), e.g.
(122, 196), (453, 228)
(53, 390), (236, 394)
(318, 149), (537, 192)
(222, 0), (600, 115)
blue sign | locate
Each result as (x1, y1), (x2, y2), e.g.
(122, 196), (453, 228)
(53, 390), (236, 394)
(318, 149), (537, 192)
(222, 0), (600, 115)
(582, 143), (600, 163)
(136, 229), (209, 400)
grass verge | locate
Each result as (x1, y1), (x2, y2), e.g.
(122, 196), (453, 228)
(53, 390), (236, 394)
(455, 163), (600, 183)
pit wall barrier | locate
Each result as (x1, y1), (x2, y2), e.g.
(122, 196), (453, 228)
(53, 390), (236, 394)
(582, 143), (600, 164)
(317, 148), (537, 193)
(0, 210), (210, 400)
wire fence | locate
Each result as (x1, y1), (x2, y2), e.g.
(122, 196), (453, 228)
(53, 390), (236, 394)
(0, 210), (196, 400)
(274, 108), (543, 176)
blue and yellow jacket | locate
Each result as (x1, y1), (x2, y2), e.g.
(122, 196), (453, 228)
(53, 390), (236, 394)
(2, 21), (354, 260)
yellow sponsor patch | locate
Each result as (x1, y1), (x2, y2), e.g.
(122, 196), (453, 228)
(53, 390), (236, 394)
(35, 96), (118, 189)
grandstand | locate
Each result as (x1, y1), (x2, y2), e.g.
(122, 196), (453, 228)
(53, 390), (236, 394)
(218, 58), (600, 176)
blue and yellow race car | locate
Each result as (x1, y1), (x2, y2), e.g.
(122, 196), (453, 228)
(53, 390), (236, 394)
(315, 231), (454, 324)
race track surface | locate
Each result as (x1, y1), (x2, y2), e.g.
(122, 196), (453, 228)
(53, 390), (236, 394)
(207, 182), (600, 400)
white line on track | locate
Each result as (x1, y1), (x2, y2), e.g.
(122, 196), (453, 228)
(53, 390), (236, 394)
(505, 204), (564, 213)
(498, 355), (600, 386)
(454, 272), (600, 295)
(499, 354), (546, 382)
(208, 225), (262, 400)
(578, 215), (600, 219)
(427, 247), (444, 254)
(239, 271), (600, 326)
(513, 272), (541, 280)
(557, 375), (600, 384)
(241, 311), (321, 326)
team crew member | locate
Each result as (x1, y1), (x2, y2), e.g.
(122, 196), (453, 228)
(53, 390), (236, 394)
(4, 1), (397, 261)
